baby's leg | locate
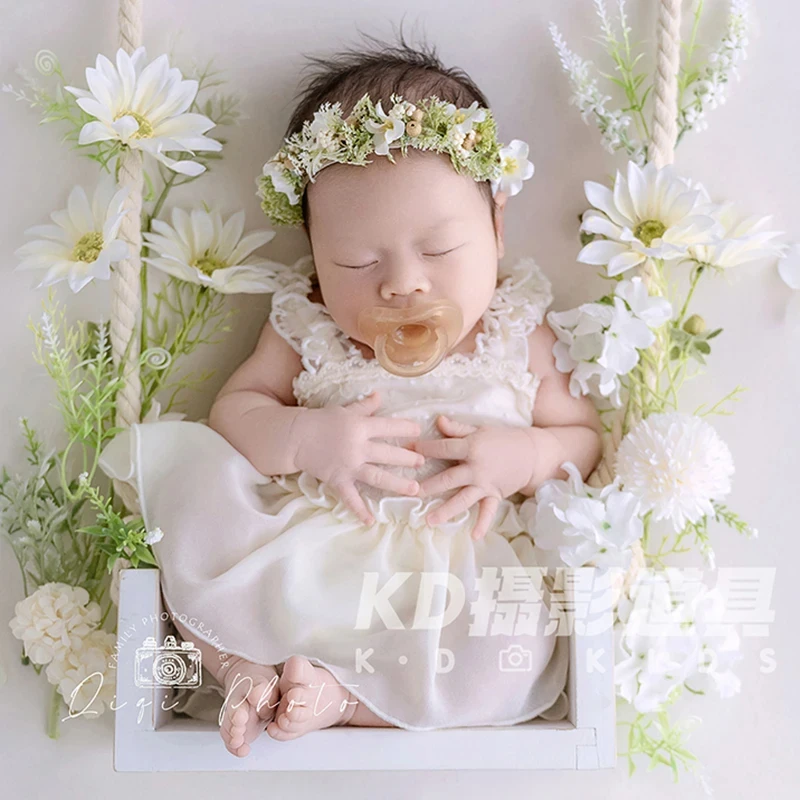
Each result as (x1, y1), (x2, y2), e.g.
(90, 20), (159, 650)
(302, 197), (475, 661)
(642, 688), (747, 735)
(170, 614), (279, 757)
(268, 655), (394, 741)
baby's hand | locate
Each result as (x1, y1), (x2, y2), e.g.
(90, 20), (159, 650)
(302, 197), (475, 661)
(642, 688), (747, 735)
(411, 415), (539, 541)
(292, 390), (424, 526)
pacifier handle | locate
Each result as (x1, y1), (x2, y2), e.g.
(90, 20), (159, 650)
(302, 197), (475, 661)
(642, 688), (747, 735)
(357, 299), (463, 378)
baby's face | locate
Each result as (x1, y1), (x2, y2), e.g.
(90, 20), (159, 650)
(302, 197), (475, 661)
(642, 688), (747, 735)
(304, 149), (506, 353)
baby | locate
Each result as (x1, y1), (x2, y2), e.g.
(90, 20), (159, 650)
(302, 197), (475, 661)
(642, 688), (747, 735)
(102, 33), (603, 758)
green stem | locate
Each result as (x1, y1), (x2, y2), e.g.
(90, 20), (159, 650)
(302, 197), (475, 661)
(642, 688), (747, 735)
(47, 683), (62, 739)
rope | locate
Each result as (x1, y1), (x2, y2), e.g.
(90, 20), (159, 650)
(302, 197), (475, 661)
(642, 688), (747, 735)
(111, 0), (144, 512)
(590, 0), (682, 601)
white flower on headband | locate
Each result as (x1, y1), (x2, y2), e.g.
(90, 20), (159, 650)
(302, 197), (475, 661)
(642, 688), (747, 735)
(309, 107), (341, 154)
(262, 161), (300, 206)
(491, 139), (535, 197)
(364, 101), (406, 156)
(445, 101), (487, 135)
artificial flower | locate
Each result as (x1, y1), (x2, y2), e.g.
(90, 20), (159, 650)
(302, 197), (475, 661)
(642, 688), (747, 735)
(9, 582), (101, 665)
(144, 526), (164, 545)
(547, 277), (673, 408)
(65, 47), (222, 176)
(688, 201), (787, 270)
(491, 139), (534, 198)
(520, 461), (644, 568)
(142, 207), (283, 293)
(578, 160), (722, 276)
(778, 241), (800, 289)
(615, 570), (742, 713)
(549, 22), (645, 163)
(14, 175), (129, 293)
(261, 160), (301, 206)
(364, 100), (405, 156)
(141, 398), (186, 424)
(444, 100), (486, 135)
(615, 412), (735, 532)
(45, 628), (117, 716)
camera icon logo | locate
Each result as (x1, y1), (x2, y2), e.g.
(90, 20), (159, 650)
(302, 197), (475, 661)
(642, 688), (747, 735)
(498, 644), (533, 672)
(134, 635), (203, 688)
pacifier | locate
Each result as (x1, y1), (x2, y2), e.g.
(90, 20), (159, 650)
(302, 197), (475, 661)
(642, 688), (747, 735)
(357, 299), (464, 377)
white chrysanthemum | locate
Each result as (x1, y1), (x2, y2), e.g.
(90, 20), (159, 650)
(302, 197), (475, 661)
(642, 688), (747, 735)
(615, 412), (735, 531)
(65, 47), (222, 176)
(491, 139), (535, 198)
(689, 201), (787, 269)
(578, 160), (723, 276)
(14, 174), (129, 293)
(364, 101), (405, 156)
(45, 629), (117, 717)
(519, 461), (644, 569)
(142, 208), (284, 293)
(9, 583), (101, 665)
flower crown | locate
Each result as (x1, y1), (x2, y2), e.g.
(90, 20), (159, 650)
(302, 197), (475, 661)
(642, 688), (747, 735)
(256, 92), (534, 227)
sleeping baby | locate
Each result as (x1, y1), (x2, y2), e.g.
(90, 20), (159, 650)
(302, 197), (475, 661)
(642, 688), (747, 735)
(100, 33), (602, 758)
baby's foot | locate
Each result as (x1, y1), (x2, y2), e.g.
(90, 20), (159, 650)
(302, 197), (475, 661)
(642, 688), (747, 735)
(267, 654), (358, 741)
(218, 656), (280, 757)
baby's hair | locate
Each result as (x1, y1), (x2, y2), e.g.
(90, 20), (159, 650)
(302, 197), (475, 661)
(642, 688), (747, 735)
(285, 20), (498, 233)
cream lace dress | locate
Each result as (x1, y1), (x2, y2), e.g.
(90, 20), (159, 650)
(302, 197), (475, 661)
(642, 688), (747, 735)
(99, 254), (570, 731)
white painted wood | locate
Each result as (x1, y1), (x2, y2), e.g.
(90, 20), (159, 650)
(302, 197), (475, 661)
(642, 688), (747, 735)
(114, 568), (616, 771)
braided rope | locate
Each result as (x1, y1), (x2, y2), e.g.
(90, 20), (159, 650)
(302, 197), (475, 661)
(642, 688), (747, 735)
(592, 0), (682, 601)
(111, 0), (144, 511)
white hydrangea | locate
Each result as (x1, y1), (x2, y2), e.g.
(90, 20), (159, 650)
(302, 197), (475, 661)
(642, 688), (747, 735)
(520, 461), (644, 569)
(615, 569), (742, 713)
(9, 582), (101, 665)
(615, 412), (735, 532)
(548, 276), (672, 408)
(45, 629), (118, 717)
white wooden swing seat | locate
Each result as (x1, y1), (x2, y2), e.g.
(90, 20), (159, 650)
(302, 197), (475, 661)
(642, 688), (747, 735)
(114, 567), (616, 771)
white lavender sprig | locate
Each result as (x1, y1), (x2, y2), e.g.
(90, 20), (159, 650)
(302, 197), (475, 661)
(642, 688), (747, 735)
(549, 18), (647, 165)
(677, 0), (750, 144)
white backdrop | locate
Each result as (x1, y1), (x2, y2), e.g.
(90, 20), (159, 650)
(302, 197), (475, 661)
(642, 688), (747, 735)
(1, 1), (797, 797)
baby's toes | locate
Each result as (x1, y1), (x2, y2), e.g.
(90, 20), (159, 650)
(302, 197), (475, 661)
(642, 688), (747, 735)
(252, 679), (280, 721)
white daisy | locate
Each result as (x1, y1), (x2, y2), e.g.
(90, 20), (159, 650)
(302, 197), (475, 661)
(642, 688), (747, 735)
(65, 47), (222, 176)
(364, 101), (405, 156)
(689, 201), (788, 269)
(615, 412), (735, 532)
(491, 139), (535, 198)
(778, 241), (800, 289)
(142, 207), (284, 294)
(578, 160), (723, 276)
(14, 174), (130, 293)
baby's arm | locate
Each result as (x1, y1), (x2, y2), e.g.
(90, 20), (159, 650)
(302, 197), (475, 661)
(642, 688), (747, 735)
(207, 320), (310, 476)
(517, 320), (603, 495)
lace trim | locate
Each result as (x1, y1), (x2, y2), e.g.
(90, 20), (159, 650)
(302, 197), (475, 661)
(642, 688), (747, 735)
(270, 254), (554, 375)
(293, 350), (543, 407)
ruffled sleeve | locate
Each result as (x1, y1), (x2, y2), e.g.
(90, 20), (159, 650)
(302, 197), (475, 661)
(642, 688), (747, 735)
(269, 254), (361, 374)
(492, 257), (554, 336)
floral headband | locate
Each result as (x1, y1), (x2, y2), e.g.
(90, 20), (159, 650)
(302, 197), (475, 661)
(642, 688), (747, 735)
(256, 92), (535, 227)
